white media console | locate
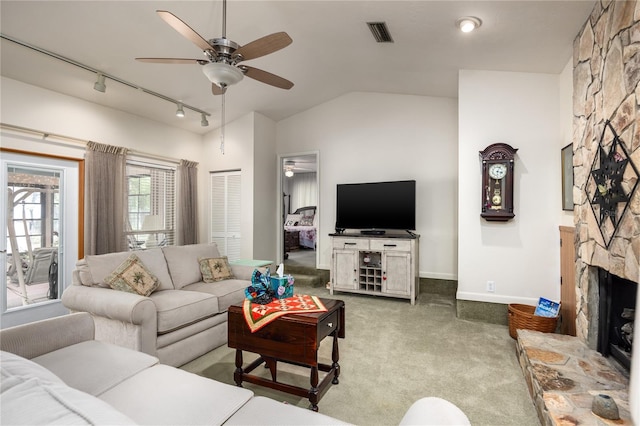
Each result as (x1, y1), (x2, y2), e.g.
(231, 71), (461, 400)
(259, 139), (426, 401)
(329, 233), (419, 304)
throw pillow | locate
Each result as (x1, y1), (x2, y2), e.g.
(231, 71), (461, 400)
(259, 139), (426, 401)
(105, 254), (159, 296)
(284, 214), (302, 226)
(199, 256), (235, 283)
(299, 215), (314, 226)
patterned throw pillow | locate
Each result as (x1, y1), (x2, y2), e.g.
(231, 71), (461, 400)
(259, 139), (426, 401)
(299, 215), (314, 226)
(199, 257), (235, 283)
(105, 254), (159, 296)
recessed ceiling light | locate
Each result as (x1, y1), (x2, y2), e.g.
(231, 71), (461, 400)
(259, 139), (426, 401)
(456, 16), (482, 33)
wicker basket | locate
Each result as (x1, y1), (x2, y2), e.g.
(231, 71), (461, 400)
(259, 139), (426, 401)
(508, 304), (558, 339)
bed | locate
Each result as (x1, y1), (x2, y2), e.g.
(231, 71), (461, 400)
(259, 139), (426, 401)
(284, 206), (317, 250)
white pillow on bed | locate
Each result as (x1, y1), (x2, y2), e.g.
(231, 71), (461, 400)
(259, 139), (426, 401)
(285, 214), (302, 226)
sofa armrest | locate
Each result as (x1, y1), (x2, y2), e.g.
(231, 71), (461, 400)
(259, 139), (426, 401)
(62, 285), (158, 355)
(230, 264), (271, 281)
(0, 312), (95, 359)
(62, 285), (156, 326)
(398, 397), (470, 425)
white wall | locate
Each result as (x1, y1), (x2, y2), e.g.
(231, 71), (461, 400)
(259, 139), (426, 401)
(200, 113), (256, 259)
(558, 59), (575, 227)
(277, 92), (458, 278)
(1, 78), (202, 160)
(458, 70), (563, 305)
(252, 113), (278, 262)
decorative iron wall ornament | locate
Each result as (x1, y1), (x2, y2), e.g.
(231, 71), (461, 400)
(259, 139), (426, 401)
(586, 120), (639, 248)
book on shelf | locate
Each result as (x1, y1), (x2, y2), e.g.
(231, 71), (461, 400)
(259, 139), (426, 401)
(534, 297), (560, 318)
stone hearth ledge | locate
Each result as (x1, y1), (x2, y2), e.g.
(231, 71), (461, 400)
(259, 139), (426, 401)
(516, 330), (631, 425)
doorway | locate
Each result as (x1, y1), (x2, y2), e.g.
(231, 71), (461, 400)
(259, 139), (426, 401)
(280, 153), (318, 269)
(1, 152), (80, 328)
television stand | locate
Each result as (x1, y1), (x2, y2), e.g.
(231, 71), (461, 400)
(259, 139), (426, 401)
(360, 230), (385, 235)
(329, 233), (419, 304)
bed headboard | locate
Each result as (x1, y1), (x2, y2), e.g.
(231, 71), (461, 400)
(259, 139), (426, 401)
(293, 206), (316, 217)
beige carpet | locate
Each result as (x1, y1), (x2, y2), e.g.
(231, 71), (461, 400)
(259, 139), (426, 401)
(181, 284), (540, 425)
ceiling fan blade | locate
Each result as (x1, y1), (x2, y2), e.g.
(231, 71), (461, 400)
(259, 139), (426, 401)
(136, 58), (205, 64)
(211, 83), (227, 96)
(156, 10), (214, 54)
(234, 32), (292, 61)
(240, 66), (294, 90)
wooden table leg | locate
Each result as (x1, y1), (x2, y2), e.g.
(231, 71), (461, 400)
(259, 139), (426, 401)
(309, 365), (319, 411)
(234, 349), (244, 387)
(331, 332), (340, 385)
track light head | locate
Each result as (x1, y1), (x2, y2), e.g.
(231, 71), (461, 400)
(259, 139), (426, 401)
(93, 73), (106, 93)
(176, 103), (185, 118)
(201, 113), (209, 127)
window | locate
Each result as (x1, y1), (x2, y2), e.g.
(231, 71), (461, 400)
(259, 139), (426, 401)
(126, 162), (175, 250)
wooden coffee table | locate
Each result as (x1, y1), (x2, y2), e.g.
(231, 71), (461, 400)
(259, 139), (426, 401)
(227, 298), (345, 411)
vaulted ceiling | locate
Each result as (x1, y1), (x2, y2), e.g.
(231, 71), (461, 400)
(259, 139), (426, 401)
(1, 1), (595, 134)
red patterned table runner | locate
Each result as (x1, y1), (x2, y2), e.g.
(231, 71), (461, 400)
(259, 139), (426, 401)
(243, 295), (327, 333)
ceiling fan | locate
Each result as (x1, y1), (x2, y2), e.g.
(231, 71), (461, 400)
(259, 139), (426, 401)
(136, 0), (294, 95)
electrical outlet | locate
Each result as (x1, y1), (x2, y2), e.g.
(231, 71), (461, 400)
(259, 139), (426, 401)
(486, 281), (496, 292)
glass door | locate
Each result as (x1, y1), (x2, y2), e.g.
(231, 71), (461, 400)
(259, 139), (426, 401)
(1, 152), (79, 327)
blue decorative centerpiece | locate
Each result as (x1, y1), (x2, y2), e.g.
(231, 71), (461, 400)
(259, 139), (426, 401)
(245, 268), (275, 304)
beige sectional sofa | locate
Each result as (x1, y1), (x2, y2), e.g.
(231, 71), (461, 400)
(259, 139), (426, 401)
(62, 243), (264, 367)
(0, 313), (470, 425)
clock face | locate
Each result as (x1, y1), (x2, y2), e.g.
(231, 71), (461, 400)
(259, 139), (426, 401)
(489, 163), (507, 180)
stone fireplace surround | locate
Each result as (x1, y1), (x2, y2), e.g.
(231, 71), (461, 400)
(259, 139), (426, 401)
(516, 2), (639, 425)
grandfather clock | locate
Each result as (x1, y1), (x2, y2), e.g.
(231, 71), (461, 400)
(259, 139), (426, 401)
(480, 143), (518, 222)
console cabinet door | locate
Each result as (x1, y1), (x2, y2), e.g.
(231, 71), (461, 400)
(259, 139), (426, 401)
(333, 249), (357, 290)
(383, 251), (411, 296)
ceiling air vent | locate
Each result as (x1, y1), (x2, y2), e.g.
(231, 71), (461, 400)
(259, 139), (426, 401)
(367, 22), (394, 43)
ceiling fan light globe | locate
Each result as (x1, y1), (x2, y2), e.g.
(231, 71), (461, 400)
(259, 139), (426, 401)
(456, 16), (481, 33)
(202, 62), (244, 87)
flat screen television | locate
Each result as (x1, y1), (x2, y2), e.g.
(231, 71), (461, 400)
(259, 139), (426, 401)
(336, 180), (416, 233)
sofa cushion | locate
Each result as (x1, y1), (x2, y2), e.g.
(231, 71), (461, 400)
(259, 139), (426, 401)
(82, 248), (174, 291)
(225, 396), (351, 425)
(162, 243), (221, 289)
(0, 351), (64, 387)
(105, 253), (159, 296)
(182, 279), (248, 312)
(99, 364), (254, 425)
(1, 351), (135, 425)
(32, 340), (159, 397)
(199, 256), (234, 283)
(1, 375), (135, 425)
(149, 289), (219, 334)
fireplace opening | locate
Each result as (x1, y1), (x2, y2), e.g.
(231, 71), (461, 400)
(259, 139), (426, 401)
(597, 269), (637, 373)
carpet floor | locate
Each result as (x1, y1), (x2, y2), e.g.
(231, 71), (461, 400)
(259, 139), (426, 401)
(181, 285), (540, 425)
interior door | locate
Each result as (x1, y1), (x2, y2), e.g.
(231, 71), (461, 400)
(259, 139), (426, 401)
(210, 170), (241, 261)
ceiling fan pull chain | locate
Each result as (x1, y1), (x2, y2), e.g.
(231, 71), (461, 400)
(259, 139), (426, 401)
(220, 91), (226, 154)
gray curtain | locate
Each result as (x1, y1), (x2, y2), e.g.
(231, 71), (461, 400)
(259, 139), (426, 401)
(85, 142), (128, 255)
(177, 159), (198, 245)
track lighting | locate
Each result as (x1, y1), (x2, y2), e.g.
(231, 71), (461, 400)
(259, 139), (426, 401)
(2, 34), (213, 128)
(456, 16), (482, 33)
(201, 113), (209, 127)
(93, 73), (106, 93)
(176, 103), (185, 118)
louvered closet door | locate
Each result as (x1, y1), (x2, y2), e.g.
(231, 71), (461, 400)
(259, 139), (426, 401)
(210, 171), (241, 261)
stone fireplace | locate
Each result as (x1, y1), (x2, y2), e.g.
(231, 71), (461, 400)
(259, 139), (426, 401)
(596, 269), (636, 372)
(573, 0), (639, 351)
(514, 3), (639, 425)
